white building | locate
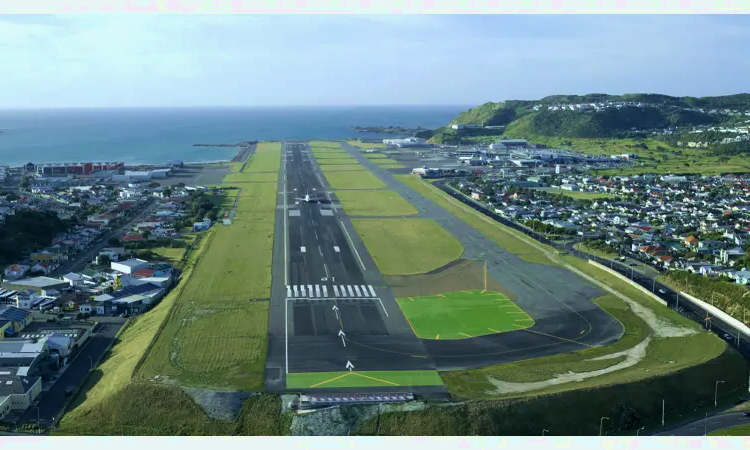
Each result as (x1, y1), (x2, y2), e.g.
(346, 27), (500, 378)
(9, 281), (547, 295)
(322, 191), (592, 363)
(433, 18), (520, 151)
(0, 374), (42, 421)
(111, 259), (149, 275)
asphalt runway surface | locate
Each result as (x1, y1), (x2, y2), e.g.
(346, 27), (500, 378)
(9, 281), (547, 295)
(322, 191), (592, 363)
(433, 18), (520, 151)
(341, 142), (624, 370)
(265, 142), (438, 393)
(267, 141), (624, 392)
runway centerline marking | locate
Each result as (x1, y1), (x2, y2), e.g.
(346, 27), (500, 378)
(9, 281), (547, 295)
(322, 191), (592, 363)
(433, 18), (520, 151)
(340, 220), (367, 271)
(324, 264), (330, 279)
(318, 246), (323, 256)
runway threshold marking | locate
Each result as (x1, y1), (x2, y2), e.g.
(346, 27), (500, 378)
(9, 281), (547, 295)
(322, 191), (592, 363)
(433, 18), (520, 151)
(516, 325), (594, 348)
(310, 372), (352, 388)
(352, 372), (399, 386)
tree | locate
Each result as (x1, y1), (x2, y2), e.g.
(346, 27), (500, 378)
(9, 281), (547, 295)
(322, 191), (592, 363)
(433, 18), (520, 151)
(141, 229), (152, 240)
(108, 237), (121, 247)
(5, 193), (17, 202)
(99, 254), (112, 267)
(163, 187), (173, 198)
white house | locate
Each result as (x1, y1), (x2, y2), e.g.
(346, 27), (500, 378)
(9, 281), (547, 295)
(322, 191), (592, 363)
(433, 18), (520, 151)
(4, 264), (29, 279)
(110, 259), (149, 275)
(63, 272), (85, 287)
(13, 289), (38, 310)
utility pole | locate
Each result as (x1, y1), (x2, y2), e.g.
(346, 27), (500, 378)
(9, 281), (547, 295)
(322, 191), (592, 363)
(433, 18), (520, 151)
(599, 416), (609, 436)
(715, 380), (724, 408)
(662, 399), (665, 427)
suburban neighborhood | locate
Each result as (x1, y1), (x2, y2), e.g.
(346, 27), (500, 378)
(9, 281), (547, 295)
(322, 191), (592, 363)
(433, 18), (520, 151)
(0, 162), (225, 432)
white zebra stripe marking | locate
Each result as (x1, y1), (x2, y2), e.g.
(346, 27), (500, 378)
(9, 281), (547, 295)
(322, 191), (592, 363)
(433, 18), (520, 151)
(353, 285), (362, 297)
(333, 285), (340, 297)
(368, 285), (377, 297)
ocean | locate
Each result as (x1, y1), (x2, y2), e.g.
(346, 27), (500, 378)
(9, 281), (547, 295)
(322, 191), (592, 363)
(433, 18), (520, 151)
(0, 106), (466, 167)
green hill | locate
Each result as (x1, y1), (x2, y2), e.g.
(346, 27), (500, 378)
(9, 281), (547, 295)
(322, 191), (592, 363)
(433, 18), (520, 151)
(430, 93), (750, 144)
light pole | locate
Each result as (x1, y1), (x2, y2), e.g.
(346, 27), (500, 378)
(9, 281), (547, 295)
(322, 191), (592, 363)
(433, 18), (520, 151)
(599, 416), (609, 436)
(543, 429), (548, 436)
(88, 356), (93, 370)
(704, 413), (708, 436)
(637, 426), (645, 436)
(715, 380), (724, 408)
(34, 406), (40, 425)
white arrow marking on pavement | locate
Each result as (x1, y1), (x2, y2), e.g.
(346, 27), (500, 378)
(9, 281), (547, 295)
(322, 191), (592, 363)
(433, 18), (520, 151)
(346, 360), (354, 371)
(339, 329), (346, 347)
(332, 304), (339, 320)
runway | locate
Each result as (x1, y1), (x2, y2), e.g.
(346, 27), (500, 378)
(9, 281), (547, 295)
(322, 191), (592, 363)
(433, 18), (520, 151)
(266, 141), (624, 393)
(265, 142), (438, 393)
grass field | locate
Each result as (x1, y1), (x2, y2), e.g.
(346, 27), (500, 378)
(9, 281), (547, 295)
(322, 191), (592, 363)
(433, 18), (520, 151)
(364, 153), (388, 159)
(286, 370), (444, 389)
(311, 151), (352, 158)
(335, 189), (418, 216)
(395, 175), (554, 266)
(346, 140), (385, 149)
(709, 424), (750, 436)
(396, 290), (534, 340)
(309, 141), (341, 148)
(325, 170), (386, 189)
(135, 142), (281, 391)
(352, 218), (464, 275)
(243, 142), (281, 172)
(311, 157), (358, 164)
(318, 164), (367, 172)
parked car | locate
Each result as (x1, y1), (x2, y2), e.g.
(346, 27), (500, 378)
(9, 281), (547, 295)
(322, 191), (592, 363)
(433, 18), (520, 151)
(658, 289), (667, 294)
(723, 334), (732, 341)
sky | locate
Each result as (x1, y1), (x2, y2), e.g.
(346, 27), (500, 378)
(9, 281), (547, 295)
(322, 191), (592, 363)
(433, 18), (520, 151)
(1, 14), (749, 108)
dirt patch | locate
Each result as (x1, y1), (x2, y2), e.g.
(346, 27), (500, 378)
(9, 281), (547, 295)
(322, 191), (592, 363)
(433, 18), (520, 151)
(384, 259), (517, 300)
(486, 337), (652, 394)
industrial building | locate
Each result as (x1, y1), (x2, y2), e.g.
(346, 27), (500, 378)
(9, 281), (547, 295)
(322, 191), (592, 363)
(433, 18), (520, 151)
(0, 373), (42, 422)
(382, 137), (427, 147)
(32, 162), (124, 177)
(1, 277), (71, 296)
(111, 168), (172, 183)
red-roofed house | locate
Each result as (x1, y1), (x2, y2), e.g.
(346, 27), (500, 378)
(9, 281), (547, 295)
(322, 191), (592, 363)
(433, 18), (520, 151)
(121, 234), (143, 242)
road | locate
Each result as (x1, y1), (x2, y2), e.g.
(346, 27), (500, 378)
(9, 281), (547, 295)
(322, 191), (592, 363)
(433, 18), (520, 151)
(17, 319), (126, 428)
(652, 411), (750, 436)
(52, 198), (156, 276)
(265, 142), (437, 393)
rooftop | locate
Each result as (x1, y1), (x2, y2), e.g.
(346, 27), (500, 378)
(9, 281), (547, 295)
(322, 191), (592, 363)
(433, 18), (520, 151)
(0, 375), (40, 396)
(4, 276), (69, 289)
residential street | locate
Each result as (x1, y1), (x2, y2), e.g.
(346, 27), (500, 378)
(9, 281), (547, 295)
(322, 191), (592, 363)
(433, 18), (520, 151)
(17, 319), (126, 428)
(51, 198), (155, 276)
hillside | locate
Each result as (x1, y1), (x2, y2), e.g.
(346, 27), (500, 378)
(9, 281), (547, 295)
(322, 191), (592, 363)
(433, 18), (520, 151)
(433, 93), (750, 145)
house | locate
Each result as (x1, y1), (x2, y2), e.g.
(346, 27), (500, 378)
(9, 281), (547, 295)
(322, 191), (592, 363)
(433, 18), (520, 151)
(4, 265), (29, 280)
(193, 218), (212, 232)
(29, 250), (66, 263)
(0, 374), (43, 421)
(121, 234), (143, 242)
(734, 270), (750, 285)
(684, 235), (699, 248)
(30, 262), (54, 276)
(111, 259), (149, 275)
(471, 192), (484, 200)
(13, 289), (38, 310)
(40, 333), (75, 358)
(63, 272), (85, 287)
(0, 320), (11, 340)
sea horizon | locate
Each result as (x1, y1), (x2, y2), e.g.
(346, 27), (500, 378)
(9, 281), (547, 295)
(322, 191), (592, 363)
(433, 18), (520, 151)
(0, 105), (466, 167)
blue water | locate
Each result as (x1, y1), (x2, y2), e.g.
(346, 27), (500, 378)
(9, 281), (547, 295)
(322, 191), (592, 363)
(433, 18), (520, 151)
(0, 106), (466, 166)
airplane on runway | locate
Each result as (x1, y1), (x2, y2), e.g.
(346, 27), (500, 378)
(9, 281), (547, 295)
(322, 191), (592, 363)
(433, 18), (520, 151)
(294, 189), (329, 204)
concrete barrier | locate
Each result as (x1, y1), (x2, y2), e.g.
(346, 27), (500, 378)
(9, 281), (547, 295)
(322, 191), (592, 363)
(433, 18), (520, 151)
(588, 260), (668, 307)
(679, 291), (750, 337)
